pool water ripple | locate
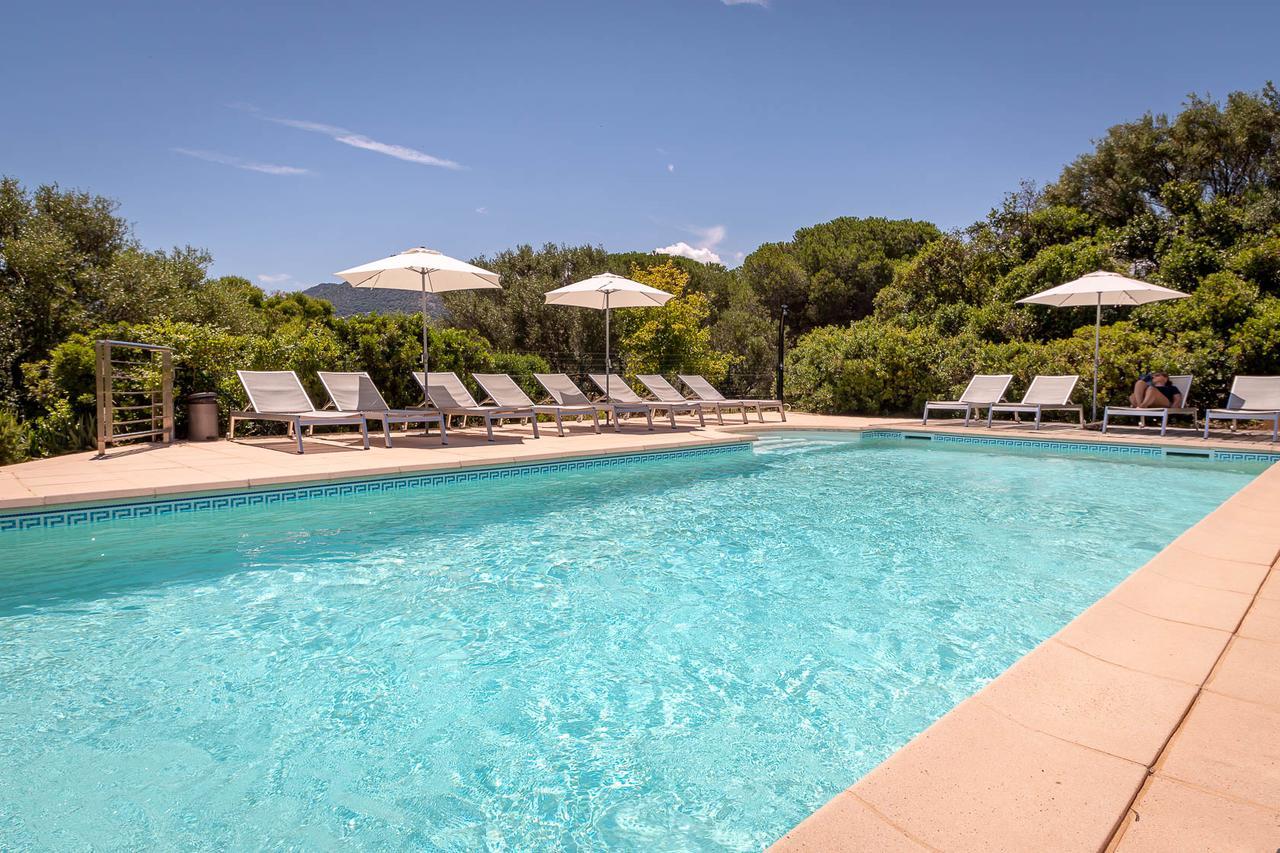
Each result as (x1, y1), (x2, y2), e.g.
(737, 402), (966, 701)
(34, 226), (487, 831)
(0, 435), (1261, 850)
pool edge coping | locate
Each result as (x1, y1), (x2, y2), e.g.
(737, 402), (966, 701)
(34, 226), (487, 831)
(0, 435), (757, 530)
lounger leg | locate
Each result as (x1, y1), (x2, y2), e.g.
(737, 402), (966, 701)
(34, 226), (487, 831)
(668, 409), (677, 430)
(1034, 409), (1042, 430)
(294, 418), (304, 454)
(740, 406), (748, 424)
(758, 403), (766, 423)
(531, 416), (540, 439)
(963, 406), (970, 427)
(696, 407), (705, 427)
(986, 409), (994, 428)
(1101, 412), (1108, 433)
(715, 405), (723, 426)
(437, 416), (447, 445)
(1273, 416), (1278, 443)
(1203, 418), (1210, 440)
(1160, 414), (1168, 437)
(383, 420), (393, 448)
(360, 419), (370, 450)
(555, 412), (565, 437)
(645, 410), (654, 430)
(485, 417), (495, 442)
(228, 416), (237, 441)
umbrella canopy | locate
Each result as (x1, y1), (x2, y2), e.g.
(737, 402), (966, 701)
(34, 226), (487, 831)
(334, 248), (501, 398)
(544, 273), (673, 309)
(335, 246), (501, 292)
(1016, 271), (1188, 308)
(1017, 271), (1189, 421)
(543, 274), (673, 397)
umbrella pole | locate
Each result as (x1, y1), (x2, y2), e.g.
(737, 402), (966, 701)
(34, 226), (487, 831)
(604, 291), (611, 399)
(1093, 293), (1101, 423)
(421, 271), (430, 405)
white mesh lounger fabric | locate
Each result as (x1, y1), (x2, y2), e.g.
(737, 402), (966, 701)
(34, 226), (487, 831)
(533, 374), (650, 431)
(413, 372), (539, 442)
(588, 374), (701, 429)
(317, 371), (447, 447)
(678, 374), (785, 422)
(1102, 375), (1196, 436)
(1203, 376), (1280, 442)
(473, 373), (601, 437)
(635, 374), (724, 424)
(230, 370), (370, 454)
(986, 375), (1084, 430)
(922, 374), (1012, 426)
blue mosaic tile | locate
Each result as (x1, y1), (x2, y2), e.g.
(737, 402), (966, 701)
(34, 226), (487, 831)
(861, 428), (1280, 465)
(0, 443), (752, 533)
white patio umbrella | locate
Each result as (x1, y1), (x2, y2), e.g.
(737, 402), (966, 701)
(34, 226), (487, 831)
(334, 247), (501, 396)
(543, 273), (673, 398)
(1017, 271), (1189, 422)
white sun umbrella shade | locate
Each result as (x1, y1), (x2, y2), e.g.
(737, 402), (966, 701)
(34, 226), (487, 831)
(334, 247), (501, 399)
(1017, 271), (1189, 421)
(543, 274), (674, 398)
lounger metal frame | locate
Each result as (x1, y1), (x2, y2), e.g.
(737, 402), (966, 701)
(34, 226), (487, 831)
(414, 372), (539, 442)
(1203, 376), (1280, 443)
(588, 374), (702, 429)
(472, 373), (602, 437)
(922, 374), (1012, 426)
(230, 370), (370, 454)
(678, 374), (785, 422)
(317, 370), (448, 448)
(986, 375), (1084, 430)
(1102, 375), (1196, 437)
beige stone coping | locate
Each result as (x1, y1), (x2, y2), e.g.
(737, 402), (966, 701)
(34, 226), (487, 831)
(772, 422), (1280, 851)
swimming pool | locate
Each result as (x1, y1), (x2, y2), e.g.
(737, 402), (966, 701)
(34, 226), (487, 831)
(0, 433), (1264, 850)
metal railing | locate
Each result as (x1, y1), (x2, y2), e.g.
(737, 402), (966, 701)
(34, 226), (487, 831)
(94, 340), (174, 455)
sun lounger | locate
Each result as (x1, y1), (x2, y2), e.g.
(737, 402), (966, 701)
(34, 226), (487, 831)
(589, 374), (700, 429)
(317, 370), (447, 447)
(986, 375), (1084, 429)
(922, 374), (1012, 426)
(1203, 376), (1280, 442)
(1102, 375), (1196, 436)
(678, 374), (785, 422)
(473, 373), (601, 436)
(230, 370), (369, 453)
(413, 371), (539, 441)
(635, 374), (724, 424)
(533, 373), (653, 430)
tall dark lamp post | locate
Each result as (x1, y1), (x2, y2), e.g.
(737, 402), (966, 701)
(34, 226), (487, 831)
(776, 304), (788, 403)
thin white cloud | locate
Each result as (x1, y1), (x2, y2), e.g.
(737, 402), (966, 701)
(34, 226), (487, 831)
(655, 224), (727, 265)
(259, 113), (464, 170)
(173, 148), (308, 175)
(475, 207), (488, 214)
(667, 163), (675, 173)
(723, 0), (768, 6)
(257, 273), (293, 284)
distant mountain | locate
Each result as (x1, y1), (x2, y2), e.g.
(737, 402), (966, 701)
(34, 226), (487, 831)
(301, 282), (446, 318)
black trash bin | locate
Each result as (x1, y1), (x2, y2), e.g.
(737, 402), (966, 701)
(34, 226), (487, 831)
(187, 392), (220, 441)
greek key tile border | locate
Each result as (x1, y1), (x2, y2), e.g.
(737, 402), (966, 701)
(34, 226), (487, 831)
(0, 443), (753, 533)
(860, 429), (1280, 465)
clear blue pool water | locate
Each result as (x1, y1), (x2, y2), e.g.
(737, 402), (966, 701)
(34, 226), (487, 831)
(0, 433), (1264, 850)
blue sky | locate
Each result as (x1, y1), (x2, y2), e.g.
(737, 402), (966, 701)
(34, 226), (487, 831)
(5, 0), (1278, 288)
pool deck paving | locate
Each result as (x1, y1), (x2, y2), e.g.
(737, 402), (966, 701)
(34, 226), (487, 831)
(4, 411), (1280, 850)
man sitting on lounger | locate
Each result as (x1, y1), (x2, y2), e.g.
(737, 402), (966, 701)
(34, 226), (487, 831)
(1129, 372), (1182, 408)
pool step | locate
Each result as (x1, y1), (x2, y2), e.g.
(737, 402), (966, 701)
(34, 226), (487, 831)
(752, 435), (849, 456)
